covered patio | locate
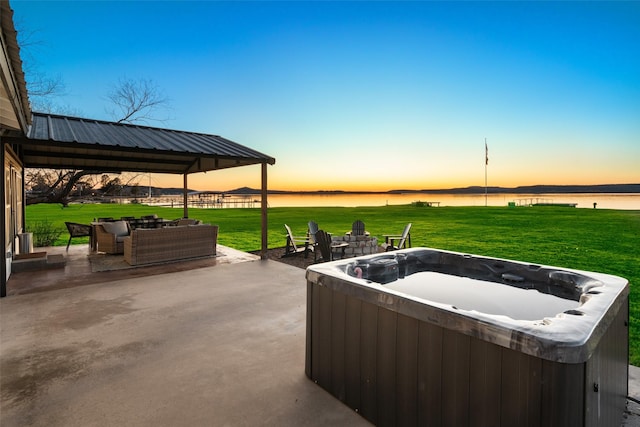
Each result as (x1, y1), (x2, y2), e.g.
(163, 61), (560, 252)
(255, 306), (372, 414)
(2, 112), (275, 297)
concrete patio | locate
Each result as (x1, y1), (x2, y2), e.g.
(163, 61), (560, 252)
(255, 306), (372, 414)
(1, 247), (371, 426)
(1, 245), (639, 426)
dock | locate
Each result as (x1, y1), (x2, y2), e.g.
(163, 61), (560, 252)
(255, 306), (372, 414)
(413, 200), (441, 207)
(109, 192), (262, 208)
(513, 198), (577, 207)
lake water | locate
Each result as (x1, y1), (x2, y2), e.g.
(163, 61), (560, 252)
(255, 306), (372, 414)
(264, 193), (640, 210)
(140, 192), (640, 210)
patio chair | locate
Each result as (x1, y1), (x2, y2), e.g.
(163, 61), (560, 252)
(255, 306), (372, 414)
(315, 229), (348, 262)
(346, 219), (369, 236)
(352, 220), (365, 235)
(383, 223), (412, 251)
(283, 224), (312, 258)
(64, 222), (92, 251)
(139, 214), (162, 228)
(94, 220), (131, 254)
(308, 221), (319, 261)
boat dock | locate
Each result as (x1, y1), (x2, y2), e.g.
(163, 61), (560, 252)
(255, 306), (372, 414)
(110, 192), (262, 208)
(513, 198), (577, 207)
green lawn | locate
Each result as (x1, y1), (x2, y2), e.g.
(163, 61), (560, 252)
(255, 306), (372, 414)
(25, 202), (640, 365)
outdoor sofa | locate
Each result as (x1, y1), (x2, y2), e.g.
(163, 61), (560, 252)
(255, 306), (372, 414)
(93, 217), (204, 254)
(123, 224), (218, 266)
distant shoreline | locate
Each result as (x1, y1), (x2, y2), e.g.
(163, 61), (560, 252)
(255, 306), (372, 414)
(145, 183), (640, 196)
(223, 183), (640, 196)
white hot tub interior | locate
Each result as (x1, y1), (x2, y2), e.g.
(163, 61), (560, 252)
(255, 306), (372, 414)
(336, 249), (607, 323)
(383, 271), (579, 320)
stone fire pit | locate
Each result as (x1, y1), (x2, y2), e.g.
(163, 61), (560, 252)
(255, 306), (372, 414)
(331, 234), (378, 258)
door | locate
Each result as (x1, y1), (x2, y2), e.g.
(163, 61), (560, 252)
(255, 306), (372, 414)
(4, 155), (23, 280)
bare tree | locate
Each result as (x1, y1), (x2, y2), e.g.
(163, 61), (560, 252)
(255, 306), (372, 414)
(15, 21), (73, 114)
(26, 170), (105, 205)
(24, 77), (172, 205)
(17, 23), (174, 206)
(26, 170), (148, 206)
(106, 77), (171, 124)
(17, 20), (172, 205)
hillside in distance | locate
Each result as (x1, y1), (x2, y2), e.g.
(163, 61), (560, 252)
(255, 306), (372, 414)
(138, 183), (639, 196)
(225, 183), (640, 195)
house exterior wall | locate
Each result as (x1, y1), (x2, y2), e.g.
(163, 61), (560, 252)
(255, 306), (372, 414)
(3, 145), (23, 286)
(1, 0), (31, 297)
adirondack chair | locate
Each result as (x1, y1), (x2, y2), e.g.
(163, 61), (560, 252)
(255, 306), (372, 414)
(346, 219), (370, 236)
(315, 229), (348, 262)
(308, 221), (319, 261)
(283, 224), (311, 258)
(383, 223), (412, 251)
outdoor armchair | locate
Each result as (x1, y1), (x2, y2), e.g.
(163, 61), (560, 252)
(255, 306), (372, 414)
(346, 220), (370, 236)
(283, 224), (311, 258)
(308, 221), (319, 261)
(94, 220), (131, 254)
(383, 223), (412, 251)
(315, 229), (348, 262)
(65, 222), (92, 251)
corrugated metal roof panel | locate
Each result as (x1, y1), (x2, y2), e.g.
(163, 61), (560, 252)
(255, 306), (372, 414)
(16, 113), (275, 173)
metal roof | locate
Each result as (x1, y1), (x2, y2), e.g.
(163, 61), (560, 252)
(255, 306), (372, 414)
(6, 112), (275, 174)
(1, 0), (31, 133)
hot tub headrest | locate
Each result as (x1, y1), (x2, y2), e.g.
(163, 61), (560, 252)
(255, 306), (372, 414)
(347, 256), (399, 284)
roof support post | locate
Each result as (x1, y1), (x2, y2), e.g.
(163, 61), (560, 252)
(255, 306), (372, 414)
(183, 174), (189, 218)
(261, 162), (268, 259)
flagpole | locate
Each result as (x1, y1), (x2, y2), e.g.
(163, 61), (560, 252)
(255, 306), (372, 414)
(484, 138), (488, 207)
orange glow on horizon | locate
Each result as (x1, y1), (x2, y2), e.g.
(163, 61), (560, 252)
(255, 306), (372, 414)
(149, 169), (637, 193)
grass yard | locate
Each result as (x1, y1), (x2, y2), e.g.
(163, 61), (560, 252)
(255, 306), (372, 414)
(25, 202), (640, 365)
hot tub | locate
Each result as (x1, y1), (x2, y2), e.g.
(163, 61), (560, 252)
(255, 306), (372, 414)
(305, 248), (629, 427)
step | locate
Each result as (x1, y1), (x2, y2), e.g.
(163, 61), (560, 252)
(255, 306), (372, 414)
(12, 252), (66, 273)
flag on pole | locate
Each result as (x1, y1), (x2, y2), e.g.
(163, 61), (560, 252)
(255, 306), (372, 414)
(485, 140), (488, 165)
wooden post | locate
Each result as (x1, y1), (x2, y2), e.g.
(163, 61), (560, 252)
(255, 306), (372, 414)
(261, 162), (268, 259)
(183, 174), (188, 219)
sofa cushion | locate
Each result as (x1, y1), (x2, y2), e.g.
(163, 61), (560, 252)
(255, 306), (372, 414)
(101, 220), (129, 237)
(177, 218), (201, 226)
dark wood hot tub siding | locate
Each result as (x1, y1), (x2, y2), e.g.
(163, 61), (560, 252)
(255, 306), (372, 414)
(305, 282), (628, 427)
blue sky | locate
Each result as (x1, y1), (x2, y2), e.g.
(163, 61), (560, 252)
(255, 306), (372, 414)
(11, 1), (640, 191)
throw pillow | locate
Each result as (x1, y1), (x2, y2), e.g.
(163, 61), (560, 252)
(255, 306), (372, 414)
(102, 220), (129, 237)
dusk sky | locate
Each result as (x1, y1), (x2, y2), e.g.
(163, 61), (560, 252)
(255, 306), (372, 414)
(11, 1), (640, 192)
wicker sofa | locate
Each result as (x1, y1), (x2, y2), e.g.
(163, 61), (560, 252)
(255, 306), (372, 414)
(123, 224), (218, 266)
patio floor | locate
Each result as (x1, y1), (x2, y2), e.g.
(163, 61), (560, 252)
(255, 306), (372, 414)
(1, 245), (639, 426)
(1, 245), (370, 426)
(4, 244), (261, 296)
